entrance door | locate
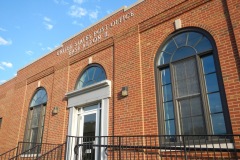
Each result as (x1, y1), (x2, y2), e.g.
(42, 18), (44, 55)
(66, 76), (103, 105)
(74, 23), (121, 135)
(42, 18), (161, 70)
(77, 104), (100, 160)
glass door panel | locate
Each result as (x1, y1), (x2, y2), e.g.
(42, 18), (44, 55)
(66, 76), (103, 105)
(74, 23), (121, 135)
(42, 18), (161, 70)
(77, 104), (100, 160)
(82, 113), (96, 160)
(83, 114), (96, 137)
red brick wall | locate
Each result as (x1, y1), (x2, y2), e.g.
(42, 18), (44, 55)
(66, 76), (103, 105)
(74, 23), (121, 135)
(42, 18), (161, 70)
(0, 78), (19, 153)
(0, 0), (240, 154)
(140, 0), (240, 134)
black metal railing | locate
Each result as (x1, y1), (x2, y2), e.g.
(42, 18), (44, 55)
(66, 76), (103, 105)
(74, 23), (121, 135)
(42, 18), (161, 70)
(0, 147), (17, 160)
(15, 142), (61, 159)
(36, 142), (66, 160)
(1, 135), (240, 159)
(66, 135), (240, 160)
(0, 142), (62, 160)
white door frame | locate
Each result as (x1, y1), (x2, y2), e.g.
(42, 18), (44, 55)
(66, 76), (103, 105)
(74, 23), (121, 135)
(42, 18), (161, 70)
(65, 80), (111, 160)
(77, 104), (100, 160)
(78, 104), (100, 137)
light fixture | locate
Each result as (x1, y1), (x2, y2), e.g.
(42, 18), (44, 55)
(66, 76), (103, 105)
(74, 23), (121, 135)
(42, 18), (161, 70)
(121, 86), (128, 97)
(52, 106), (59, 114)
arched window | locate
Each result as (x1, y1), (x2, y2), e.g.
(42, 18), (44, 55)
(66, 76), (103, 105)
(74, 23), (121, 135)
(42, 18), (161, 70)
(24, 88), (47, 150)
(75, 64), (106, 90)
(156, 29), (230, 138)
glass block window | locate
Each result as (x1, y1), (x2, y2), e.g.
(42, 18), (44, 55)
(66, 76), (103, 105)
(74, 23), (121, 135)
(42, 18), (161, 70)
(156, 29), (229, 138)
(75, 65), (106, 90)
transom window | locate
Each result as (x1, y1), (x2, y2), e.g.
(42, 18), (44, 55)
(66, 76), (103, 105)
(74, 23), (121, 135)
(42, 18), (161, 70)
(30, 88), (47, 107)
(156, 29), (229, 138)
(23, 88), (47, 152)
(75, 64), (106, 90)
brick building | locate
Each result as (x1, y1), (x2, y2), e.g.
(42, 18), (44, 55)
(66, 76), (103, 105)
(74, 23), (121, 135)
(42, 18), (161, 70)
(0, 0), (240, 159)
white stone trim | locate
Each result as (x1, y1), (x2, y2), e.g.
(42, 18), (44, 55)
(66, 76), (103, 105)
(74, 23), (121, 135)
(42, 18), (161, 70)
(160, 143), (235, 152)
(65, 80), (111, 108)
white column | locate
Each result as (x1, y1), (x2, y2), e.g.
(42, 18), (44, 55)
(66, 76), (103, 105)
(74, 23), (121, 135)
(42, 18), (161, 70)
(66, 107), (78, 160)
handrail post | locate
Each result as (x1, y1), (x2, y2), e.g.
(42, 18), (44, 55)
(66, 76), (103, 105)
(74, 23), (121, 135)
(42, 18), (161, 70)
(182, 136), (188, 160)
(60, 142), (64, 160)
(118, 137), (121, 160)
(36, 144), (39, 159)
(15, 142), (20, 160)
(64, 136), (68, 160)
(232, 135), (239, 159)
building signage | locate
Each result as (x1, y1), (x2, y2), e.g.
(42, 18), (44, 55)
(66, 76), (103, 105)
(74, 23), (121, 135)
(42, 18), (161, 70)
(57, 11), (134, 56)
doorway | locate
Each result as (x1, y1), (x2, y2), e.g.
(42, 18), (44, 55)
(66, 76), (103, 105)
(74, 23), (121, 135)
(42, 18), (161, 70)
(66, 80), (111, 160)
(77, 104), (101, 160)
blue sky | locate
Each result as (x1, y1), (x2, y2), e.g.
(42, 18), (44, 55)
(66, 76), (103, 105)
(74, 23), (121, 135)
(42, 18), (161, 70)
(0, 0), (137, 84)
